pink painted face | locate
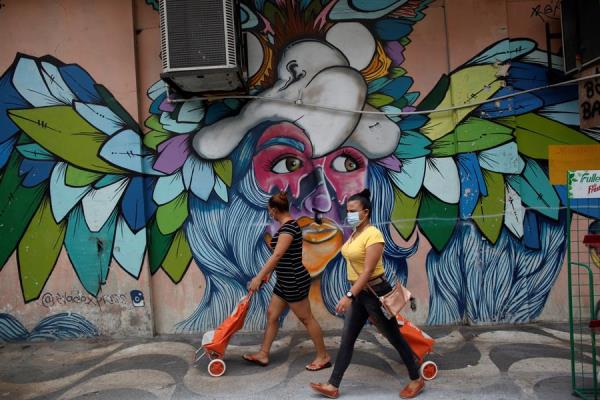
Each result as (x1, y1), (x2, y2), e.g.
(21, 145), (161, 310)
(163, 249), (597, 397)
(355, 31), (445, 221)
(252, 121), (368, 221)
(252, 121), (369, 276)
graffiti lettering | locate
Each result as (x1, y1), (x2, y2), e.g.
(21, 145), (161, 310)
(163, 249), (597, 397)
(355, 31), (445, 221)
(40, 291), (130, 308)
(530, 0), (561, 22)
(585, 81), (600, 99)
(580, 68), (600, 127)
(582, 100), (600, 120)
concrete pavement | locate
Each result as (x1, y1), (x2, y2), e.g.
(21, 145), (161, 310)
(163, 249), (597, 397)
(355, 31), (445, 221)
(0, 322), (583, 400)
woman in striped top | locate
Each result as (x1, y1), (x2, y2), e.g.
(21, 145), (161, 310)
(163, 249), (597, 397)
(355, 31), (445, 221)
(244, 192), (331, 371)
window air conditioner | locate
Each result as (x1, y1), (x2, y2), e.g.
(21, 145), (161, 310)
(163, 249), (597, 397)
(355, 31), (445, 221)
(159, 0), (248, 96)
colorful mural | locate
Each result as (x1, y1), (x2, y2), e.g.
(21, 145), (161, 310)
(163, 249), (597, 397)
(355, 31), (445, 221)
(0, 0), (599, 335)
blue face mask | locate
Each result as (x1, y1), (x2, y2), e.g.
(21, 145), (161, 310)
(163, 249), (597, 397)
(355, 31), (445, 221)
(347, 212), (361, 228)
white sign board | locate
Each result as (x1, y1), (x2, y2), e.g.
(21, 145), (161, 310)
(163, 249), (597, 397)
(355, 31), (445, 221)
(569, 170), (600, 199)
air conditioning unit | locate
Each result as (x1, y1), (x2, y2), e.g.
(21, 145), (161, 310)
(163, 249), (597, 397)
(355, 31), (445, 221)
(159, 0), (248, 96)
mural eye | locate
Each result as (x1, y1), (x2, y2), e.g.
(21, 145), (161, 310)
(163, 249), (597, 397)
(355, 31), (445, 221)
(271, 157), (303, 173)
(331, 155), (359, 172)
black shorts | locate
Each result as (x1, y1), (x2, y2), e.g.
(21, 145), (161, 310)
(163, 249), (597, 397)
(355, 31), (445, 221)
(273, 268), (311, 303)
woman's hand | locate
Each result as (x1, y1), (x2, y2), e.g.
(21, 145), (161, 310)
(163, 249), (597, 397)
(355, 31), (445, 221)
(335, 296), (353, 314)
(248, 276), (263, 292)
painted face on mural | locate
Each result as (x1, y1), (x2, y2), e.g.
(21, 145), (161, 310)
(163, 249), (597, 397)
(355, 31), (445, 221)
(253, 122), (368, 211)
(192, 39), (401, 276)
(251, 121), (369, 274)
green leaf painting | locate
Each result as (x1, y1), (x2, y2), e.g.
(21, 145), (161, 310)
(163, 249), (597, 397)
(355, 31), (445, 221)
(161, 229), (193, 283)
(18, 197), (66, 301)
(472, 171), (505, 243)
(417, 192), (458, 252)
(9, 107), (125, 174)
(0, 153), (47, 268)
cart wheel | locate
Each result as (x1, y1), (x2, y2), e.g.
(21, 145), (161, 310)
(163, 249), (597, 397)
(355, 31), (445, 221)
(208, 359), (226, 377)
(420, 361), (438, 381)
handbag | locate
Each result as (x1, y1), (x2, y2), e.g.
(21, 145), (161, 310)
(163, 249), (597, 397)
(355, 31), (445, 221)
(348, 260), (412, 318)
(377, 281), (412, 317)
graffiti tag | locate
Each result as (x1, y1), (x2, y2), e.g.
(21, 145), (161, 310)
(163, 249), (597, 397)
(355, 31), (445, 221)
(40, 291), (130, 308)
(579, 66), (600, 129)
(581, 82), (600, 119)
(530, 0), (561, 22)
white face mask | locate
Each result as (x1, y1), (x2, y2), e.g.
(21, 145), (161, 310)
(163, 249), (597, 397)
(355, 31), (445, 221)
(346, 212), (361, 228)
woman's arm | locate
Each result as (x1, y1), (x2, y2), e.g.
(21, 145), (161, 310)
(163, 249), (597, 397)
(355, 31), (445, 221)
(248, 233), (293, 291)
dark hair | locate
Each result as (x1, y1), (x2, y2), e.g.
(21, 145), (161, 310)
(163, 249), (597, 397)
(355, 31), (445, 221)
(348, 189), (371, 216)
(268, 191), (289, 212)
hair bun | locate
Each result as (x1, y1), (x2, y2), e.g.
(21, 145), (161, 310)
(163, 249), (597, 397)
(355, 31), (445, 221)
(269, 191), (290, 212)
(359, 189), (371, 199)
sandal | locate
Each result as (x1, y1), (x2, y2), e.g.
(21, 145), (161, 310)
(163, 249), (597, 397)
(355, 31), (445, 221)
(305, 361), (332, 371)
(399, 378), (425, 399)
(310, 382), (340, 399)
(242, 353), (269, 367)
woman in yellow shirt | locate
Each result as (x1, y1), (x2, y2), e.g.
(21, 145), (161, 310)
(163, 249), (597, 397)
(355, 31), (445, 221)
(310, 189), (424, 399)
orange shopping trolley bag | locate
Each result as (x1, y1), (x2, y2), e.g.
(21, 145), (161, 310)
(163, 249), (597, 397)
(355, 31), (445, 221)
(396, 314), (438, 381)
(194, 293), (252, 377)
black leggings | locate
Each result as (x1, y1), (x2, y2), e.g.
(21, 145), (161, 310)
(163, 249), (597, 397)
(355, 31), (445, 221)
(328, 280), (420, 387)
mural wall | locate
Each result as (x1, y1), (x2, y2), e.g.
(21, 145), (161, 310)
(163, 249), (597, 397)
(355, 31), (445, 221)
(0, 0), (598, 338)
(0, 0), (155, 339)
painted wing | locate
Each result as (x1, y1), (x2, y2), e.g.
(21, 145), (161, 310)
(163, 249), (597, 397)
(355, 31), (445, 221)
(384, 39), (599, 251)
(0, 54), (234, 299)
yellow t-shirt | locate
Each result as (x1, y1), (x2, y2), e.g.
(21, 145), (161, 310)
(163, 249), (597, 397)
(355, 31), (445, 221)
(341, 225), (385, 281)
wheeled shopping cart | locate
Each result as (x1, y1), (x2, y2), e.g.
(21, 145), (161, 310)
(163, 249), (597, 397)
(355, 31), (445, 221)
(396, 314), (438, 380)
(194, 293), (252, 377)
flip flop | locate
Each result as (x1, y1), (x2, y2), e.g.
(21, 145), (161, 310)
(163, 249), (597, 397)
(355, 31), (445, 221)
(305, 361), (332, 371)
(242, 354), (269, 367)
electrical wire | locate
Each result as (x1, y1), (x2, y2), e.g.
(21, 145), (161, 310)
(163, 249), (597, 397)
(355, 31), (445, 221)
(166, 72), (600, 116)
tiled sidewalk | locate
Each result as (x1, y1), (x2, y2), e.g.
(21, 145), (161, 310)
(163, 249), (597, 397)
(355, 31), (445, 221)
(0, 323), (581, 399)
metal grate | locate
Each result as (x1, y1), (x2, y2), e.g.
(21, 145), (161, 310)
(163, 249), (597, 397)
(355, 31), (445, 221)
(159, 0), (168, 70)
(567, 171), (600, 400)
(161, 0), (230, 70)
(224, 0), (237, 66)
